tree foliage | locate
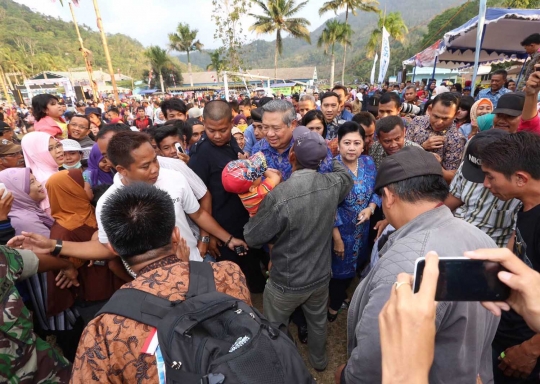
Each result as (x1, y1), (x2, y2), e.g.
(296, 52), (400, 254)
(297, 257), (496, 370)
(319, 0), (379, 84)
(0, 0), (147, 83)
(168, 23), (203, 86)
(211, 0), (251, 73)
(366, 12), (408, 58)
(318, 20), (352, 85)
(249, 0), (311, 78)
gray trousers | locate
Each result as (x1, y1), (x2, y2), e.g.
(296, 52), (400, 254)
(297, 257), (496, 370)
(263, 280), (328, 370)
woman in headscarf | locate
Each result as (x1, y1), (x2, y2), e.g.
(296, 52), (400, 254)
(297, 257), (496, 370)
(0, 167), (82, 361)
(431, 85), (450, 99)
(21, 131), (64, 213)
(47, 169), (124, 323)
(469, 98), (494, 139)
(82, 144), (114, 200)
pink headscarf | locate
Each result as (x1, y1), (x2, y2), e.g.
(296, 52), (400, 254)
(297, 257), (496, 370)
(21, 131), (59, 212)
(0, 168), (53, 237)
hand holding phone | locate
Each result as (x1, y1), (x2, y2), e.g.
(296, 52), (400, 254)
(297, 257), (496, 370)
(175, 142), (185, 155)
(413, 256), (510, 301)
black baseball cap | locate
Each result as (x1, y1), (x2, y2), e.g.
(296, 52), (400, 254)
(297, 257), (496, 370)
(374, 146), (443, 191)
(462, 129), (509, 183)
(492, 92), (525, 117)
(85, 107), (102, 117)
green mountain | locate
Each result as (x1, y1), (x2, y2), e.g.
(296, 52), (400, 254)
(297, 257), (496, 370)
(180, 0), (467, 81)
(0, 0), (146, 82)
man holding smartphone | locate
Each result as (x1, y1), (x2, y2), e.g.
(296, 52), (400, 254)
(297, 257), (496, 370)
(339, 146), (498, 384)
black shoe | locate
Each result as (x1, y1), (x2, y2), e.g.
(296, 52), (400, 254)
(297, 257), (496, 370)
(327, 310), (338, 322)
(298, 325), (308, 344)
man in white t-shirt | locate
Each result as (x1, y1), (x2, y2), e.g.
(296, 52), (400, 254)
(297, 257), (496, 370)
(8, 131), (247, 264)
(98, 131), (247, 261)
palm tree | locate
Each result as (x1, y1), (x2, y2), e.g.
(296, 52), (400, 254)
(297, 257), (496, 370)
(319, 0), (379, 84)
(168, 23), (203, 87)
(144, 46), (171, 92)
(206, 50), (225, 81)
(249, 0), (311, 80)
(318, 20), (352, 87)
(366, 11), (408, 59)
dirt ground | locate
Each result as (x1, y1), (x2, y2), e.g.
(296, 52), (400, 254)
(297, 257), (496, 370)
(250, 277), (359, 384)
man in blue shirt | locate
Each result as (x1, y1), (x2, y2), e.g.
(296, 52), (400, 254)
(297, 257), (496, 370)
(332, 85), (354, 121)
(476, 69), (511, 108)
(251, 100), (333, 181)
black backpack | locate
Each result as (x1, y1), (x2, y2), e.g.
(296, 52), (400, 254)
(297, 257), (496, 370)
(97, 261), (315, 384)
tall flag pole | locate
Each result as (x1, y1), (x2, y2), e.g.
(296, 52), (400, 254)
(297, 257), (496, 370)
(378, 27), (391, 84)
(471, 0), (487, 94)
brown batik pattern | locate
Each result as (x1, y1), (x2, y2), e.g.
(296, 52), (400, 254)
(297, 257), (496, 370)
(70, 260), (252, 383)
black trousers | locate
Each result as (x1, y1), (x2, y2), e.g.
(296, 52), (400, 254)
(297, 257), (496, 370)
(329, 277), (353, 312)
(218, 245), (267, 293)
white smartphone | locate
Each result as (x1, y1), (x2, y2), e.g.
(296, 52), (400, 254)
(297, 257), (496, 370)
(413, 256), (510, 301)
(175, 142), (185, 155)
(0, 183), (9, 199)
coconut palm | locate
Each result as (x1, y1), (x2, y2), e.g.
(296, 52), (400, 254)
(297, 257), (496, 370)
(206, 50), (225, 81)
(144, 46), (171, 92)
(249, 0), (311, 80)
(319, 0), (379, 84)
(366, 11), (408, 59)
(168, 23), (203, 87)
(318, 20), (352, 86)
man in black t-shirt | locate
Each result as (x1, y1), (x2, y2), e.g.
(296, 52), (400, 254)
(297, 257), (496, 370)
(189, 100), (266, 293)
(481, 131), (540, 383)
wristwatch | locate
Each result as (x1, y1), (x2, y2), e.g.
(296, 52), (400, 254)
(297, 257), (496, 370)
(369, 205), (375, 216)
(198, 236), (210, 244)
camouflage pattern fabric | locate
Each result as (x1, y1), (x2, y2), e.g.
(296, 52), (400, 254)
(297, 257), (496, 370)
(0, 246), (72, 383)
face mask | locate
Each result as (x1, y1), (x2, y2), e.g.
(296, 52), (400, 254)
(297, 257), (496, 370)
(63, 161), (82, 169)
(236, 124), (248, 132)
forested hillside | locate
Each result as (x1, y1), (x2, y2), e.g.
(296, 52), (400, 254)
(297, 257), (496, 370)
(0, 0), (146, 81)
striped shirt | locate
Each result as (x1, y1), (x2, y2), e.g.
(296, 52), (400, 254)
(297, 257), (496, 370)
(239, 179), (275, 217)
(450, 165), (521, 247)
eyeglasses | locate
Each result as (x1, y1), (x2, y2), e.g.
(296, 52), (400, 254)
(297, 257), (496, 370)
(69, 122), (89, 130)
(48, 143), (63, 152)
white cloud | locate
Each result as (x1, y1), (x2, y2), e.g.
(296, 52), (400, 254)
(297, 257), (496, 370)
(14, 0), (332, 49)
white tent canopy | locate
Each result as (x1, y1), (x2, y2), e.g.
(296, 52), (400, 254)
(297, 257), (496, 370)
(404, 8), (540, 69)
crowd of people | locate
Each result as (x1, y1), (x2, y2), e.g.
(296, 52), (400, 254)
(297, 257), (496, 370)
(0, 32), (540, 384)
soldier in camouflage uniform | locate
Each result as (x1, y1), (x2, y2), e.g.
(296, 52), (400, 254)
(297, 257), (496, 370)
(0, 246), (72, 383)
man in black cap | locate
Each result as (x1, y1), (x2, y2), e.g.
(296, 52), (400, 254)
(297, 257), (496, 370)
(0, 122), (16, 144)
(340, 146), (499, 384)
(492, 92), (526, 133)
(85, 107), (103, 131)
(0, 139), (24, 170)
(445, 129), (521, 247)
(244, 126), (353, 372)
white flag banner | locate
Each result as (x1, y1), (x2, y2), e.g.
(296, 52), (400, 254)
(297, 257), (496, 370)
(378, 27), (391, 83)
(370, 53), (379, 84)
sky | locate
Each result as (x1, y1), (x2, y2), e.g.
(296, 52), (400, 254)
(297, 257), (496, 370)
(15, 0), (331, 50)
